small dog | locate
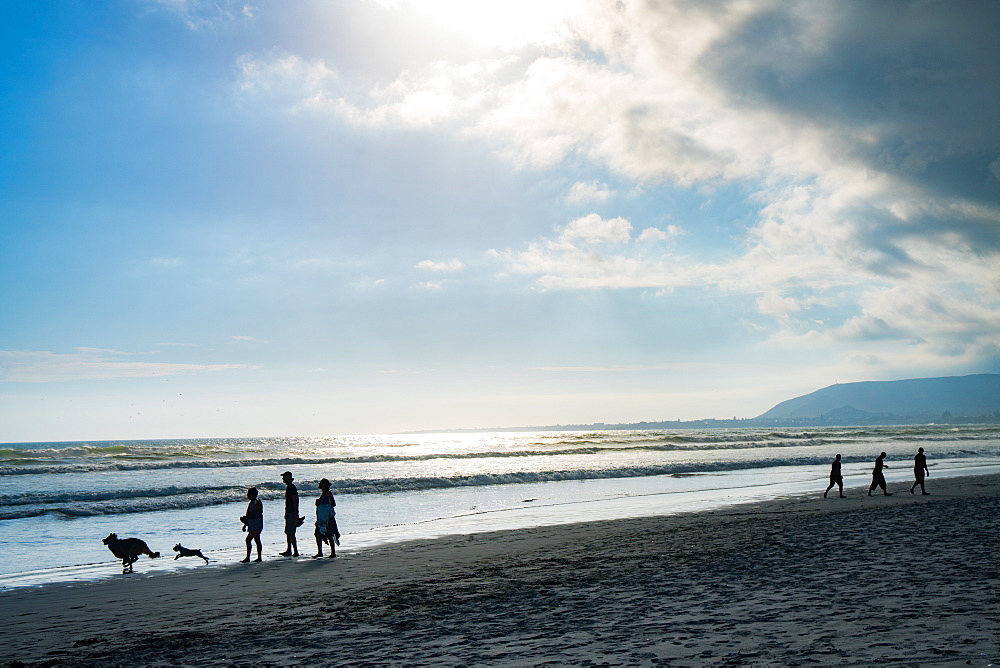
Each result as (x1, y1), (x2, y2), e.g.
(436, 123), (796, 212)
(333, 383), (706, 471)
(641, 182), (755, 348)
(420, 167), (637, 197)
(102, 533), (160, 573)
(173, 543), (210, 564)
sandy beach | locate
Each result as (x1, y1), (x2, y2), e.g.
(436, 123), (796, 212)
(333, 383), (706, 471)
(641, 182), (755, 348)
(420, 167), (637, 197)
(2, 474), (999, 667)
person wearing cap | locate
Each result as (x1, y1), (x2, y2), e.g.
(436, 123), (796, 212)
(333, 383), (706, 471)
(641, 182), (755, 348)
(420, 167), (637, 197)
(279, 471), (301, 557)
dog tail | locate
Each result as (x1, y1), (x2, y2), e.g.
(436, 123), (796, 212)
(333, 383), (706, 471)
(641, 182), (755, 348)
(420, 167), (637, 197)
(149, 551), (160, 559)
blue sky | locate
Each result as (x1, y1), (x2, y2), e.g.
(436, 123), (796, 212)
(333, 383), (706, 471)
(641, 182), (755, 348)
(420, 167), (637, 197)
(2, 0), (999, 441)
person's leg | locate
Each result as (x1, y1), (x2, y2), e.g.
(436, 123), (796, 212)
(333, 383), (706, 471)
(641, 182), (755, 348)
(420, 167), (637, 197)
(253, 534), (262, 562)
(242, 533), (252, 562)
(314, 531), (324, 558)
(289, 532), (299, 556)
(824, 481), (833, 498)
(837, 480), (844, 497)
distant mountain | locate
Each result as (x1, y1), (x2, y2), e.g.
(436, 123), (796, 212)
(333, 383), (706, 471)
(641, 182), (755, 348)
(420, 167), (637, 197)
(404, 373), (1000, 434)
(754, 374), (1000, 421)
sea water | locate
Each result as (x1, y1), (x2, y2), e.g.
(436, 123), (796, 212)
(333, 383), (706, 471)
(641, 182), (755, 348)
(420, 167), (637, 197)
(1, 425), (999, 588)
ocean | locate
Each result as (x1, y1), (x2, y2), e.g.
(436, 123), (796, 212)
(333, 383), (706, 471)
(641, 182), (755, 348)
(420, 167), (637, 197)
(2, 425), (999, 589)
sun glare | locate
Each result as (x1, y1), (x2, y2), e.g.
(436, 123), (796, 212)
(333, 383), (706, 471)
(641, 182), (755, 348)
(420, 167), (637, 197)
(409, 0), (580, 48)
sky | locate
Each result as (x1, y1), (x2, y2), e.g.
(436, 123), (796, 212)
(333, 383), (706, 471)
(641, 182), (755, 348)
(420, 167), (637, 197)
(2, 0), (999, 441)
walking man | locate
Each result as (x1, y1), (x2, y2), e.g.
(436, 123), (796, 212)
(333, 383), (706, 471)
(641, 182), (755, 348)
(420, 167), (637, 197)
(824, 454), (845, 498)
(868, 451), (891, 496)
(279, 471), (301, 557)
(910, 447), (930, 495)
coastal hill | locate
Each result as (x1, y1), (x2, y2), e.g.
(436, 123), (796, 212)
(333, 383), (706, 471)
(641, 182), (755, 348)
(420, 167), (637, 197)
(754, 373), (1000, 422)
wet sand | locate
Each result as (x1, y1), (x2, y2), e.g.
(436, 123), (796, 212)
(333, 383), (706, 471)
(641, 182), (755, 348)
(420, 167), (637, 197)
(2, 474), (999, 666)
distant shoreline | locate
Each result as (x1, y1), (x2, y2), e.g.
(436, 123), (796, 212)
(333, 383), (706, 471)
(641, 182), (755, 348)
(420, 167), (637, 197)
(402, 372), (1000, 434)
(401, 415), (1000, 434)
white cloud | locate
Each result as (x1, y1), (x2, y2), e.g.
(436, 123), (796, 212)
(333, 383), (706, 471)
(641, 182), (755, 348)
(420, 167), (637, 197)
(0, 349), (249, 383)
(637, 225), (682, 243)
(489, 216), (696, 291)
(144, 0), (254, 30)
(559, 214), (632, 245)
(565, 180), (614, 204)
(236, 52), (339, 111)
(756, 294), (804, 317)
(416, 258), (465, 272)
(352, 277), (387, 291)
(236, 1), (1000, 370)
(324, 58), (510, 128)
(397, 0), (585, 48)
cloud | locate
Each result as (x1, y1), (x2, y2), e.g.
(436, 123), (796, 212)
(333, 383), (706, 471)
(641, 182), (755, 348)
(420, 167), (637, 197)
(236, 52), (340, 111)
(239, 1), (1000, 368)
(756, 293), (804, 317)
(416, 258), (465, 272)
(565, 181), (614, 204)
(0, 349), (249, 383)
(412, 280), (446, 290)
(489, 214), (696, 291)
(559, 214), (632, 245)
(352, 277), (387, 291)
(143, 0), (254, 30)
(637, 225), (682, 243)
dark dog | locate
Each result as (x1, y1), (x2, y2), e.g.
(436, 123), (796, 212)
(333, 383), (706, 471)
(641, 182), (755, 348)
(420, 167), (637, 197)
(102, 533), (160, 573)
(173, 543), (210, 564)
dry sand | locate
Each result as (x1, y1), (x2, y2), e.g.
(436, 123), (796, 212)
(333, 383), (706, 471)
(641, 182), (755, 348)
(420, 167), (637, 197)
(2, 474), (999, 667)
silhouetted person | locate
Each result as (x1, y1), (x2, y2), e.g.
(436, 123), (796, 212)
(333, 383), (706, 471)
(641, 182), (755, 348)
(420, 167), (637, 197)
(868, 452), (891, 496)
(910, 447), (930, 495)
(824, 454), (845, 498)
(313, 478), (340, 559)
(279, 471), (300, 557)
(240, 486), (263, 563)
